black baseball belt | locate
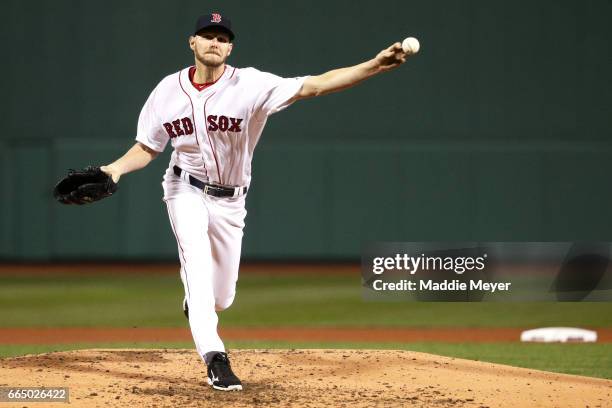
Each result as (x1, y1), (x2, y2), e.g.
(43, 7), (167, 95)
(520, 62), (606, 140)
(173, 165), (247, 198)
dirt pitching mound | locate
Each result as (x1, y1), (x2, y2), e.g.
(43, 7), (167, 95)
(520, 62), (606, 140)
(0, 349), (610, 408)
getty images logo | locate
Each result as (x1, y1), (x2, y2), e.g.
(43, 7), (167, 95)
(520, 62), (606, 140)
(372, 253), (488, 275)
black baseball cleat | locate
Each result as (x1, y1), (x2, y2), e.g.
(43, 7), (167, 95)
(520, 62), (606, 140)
(207, 352), (243, 391)
(182, 297), (189, 319)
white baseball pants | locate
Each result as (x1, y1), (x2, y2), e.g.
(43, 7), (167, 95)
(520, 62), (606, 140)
(163, 171), (247, 361)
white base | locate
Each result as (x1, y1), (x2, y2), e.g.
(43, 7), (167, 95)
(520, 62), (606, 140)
(520, 327), (597, 343)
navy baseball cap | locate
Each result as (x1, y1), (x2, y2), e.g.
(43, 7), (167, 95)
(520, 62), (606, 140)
(194, 13), (235, 41)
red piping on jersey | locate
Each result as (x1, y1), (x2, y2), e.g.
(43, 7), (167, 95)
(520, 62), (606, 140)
(202, 93), (223, 184)
(228, 67), (236, 79)
(178, 69), (208, 177)
(166, 205), (191, 300)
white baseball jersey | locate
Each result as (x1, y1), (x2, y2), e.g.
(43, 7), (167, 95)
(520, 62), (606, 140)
(136, 65), (307, 187)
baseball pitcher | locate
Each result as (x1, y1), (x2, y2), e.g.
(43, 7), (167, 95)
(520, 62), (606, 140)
(58, 12), (412, 391)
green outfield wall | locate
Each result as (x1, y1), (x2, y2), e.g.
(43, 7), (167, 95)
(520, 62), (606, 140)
(2, 0), (611, 260)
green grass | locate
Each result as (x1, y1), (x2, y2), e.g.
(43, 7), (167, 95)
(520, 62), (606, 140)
(0, 273), (611, 328)
(228, 274), (612, 327)
(0, 274), (185, 327)
(1, 341), (610, 379)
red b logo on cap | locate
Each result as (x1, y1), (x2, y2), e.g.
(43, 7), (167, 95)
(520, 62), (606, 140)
(211, 13), (222, 23)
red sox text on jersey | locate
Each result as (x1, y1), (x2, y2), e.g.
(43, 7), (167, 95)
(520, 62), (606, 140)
(163, 116), (243, 138)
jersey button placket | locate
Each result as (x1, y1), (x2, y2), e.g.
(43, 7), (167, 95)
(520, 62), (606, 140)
(195, 94), (220, 184)
(191, 98), (208, 178)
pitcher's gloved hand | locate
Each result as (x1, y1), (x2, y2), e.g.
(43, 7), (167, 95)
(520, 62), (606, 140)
(53, 166), (118, 205)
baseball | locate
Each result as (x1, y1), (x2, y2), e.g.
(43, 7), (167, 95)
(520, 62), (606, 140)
(402, 37), (420, 54)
